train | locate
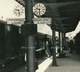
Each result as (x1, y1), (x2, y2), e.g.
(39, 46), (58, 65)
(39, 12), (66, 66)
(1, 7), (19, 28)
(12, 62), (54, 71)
(74, 32), (80, 54)
(0, 20), (52, 72)
(68, 31), (80, 54)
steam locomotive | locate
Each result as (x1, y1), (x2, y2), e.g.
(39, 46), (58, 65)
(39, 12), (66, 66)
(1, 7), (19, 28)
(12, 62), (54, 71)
(0, 20), (51, 72)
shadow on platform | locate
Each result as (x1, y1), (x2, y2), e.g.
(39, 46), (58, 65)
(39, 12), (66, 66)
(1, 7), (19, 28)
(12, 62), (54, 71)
(44, 51), (80, 72)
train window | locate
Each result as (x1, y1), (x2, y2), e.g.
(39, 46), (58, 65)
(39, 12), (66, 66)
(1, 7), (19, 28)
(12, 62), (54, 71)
(5, 25), (11, 31)
(46, 41), (48, 44)
(19, 28), (21, 34)
(7, 25), (10, 31)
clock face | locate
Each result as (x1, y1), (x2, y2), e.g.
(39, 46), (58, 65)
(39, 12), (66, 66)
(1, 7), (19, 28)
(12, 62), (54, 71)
(33, 3), (46, 16)
(13, 5), (25, 17)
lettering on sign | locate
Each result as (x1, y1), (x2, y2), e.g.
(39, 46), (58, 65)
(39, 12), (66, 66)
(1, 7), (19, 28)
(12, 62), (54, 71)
(33, 18), (52, 24)
(6, 18), (25, 24)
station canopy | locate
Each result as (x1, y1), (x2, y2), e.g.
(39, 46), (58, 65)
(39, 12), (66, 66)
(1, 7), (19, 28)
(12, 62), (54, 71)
(34, 0), (80, 33)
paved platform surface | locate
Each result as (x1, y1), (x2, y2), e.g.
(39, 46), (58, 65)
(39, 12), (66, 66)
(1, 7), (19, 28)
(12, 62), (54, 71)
(13, 55), (48, 72)
(44, 51), (80, 72)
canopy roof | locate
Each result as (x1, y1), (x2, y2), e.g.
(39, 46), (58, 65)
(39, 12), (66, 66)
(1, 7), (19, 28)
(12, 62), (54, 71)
(34, 0), (80, 33)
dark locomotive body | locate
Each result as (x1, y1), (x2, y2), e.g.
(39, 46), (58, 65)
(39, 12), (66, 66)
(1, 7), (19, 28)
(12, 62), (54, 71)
(0, 20), (51, 72)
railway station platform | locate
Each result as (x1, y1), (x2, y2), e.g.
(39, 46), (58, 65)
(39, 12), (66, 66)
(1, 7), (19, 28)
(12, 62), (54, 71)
(13, 51), (80, 72)
(44, 51), (80, 72)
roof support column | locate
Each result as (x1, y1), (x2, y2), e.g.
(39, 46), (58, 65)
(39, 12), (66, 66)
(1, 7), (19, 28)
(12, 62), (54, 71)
(62, 32), (66, 50)
(52, 30), (57, 66)
(58, 30), (61, 52)
(60, 32), (63, 52)
(58, 32), (66, 57)
(22, 0), (36, 72)
(45, 2), (58, 66)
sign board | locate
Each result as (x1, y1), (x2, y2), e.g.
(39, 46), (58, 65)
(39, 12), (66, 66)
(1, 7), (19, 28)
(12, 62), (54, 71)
(6, 18), (25, 24)
(33, 18), (52, 24)
(15, 0), (25, 7)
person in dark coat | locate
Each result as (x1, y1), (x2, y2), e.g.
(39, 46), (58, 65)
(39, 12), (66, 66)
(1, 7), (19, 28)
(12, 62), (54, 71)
(69, 40), (75, 53)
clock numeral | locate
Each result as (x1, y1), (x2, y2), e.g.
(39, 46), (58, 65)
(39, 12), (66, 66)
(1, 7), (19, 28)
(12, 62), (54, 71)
(13, 5), (24, 17)
(33, 3), (46, 16)
(34, 11), (39, 15)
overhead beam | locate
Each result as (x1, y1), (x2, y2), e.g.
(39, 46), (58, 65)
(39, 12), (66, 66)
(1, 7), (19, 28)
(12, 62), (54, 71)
(56, 17), (80, 21)
(60, 9), (80, 13)
(42, 2), (80, 10)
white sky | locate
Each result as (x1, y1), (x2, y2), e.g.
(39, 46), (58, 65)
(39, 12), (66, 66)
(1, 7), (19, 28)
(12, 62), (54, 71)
(0, 0), (25, 20)
(0, 0), (80, 37)
(66, 21), (80, 39)
(0, 0), (52, 35)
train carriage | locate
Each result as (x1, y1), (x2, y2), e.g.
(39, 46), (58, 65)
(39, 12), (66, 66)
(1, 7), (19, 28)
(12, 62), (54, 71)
(0, 20), (52, 72)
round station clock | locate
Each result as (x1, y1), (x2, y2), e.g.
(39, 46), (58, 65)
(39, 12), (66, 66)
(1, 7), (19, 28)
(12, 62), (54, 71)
(33, 3), (46, 16)
(13, 5), (25, 17)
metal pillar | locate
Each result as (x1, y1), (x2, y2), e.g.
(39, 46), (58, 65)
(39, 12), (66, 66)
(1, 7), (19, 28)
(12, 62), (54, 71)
(51, 15), (57, 66)
(62, 32), (66, 50)
(52, 30), (57, 66)
(58, 31), (60, 50)
(44, 2), (57, 66)
(24, 0), (35, 72)
(60, 32), (63, 52)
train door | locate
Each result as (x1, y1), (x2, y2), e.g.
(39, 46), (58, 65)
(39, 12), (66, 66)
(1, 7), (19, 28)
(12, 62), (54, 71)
(0, 24), (5, 60)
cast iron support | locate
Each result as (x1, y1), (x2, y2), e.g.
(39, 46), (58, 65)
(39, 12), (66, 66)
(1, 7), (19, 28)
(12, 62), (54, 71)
(52, 30), (57, 66)
(60, 32), (63, 52)
(45, 3), (58, 66)
(24, 0), (35, 72)
(58, 23), (61, 52)
(59, 31), (60, 49)
(51, 13), (57, 66)
(58, 30), (61, 57)
(62, 32), (66, 50)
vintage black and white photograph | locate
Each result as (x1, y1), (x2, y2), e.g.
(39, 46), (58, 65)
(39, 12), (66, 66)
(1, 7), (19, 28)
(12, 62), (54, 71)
(0, 0), (80, 72)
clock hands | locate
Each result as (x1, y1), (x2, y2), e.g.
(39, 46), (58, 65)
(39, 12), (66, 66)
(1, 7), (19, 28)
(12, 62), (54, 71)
(33, 3), (46, 16)
(13, 5), (24, 17)
(39, 9), (40, 16)
(36, 8), (40, 15)
(14, 9), (21, 16)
